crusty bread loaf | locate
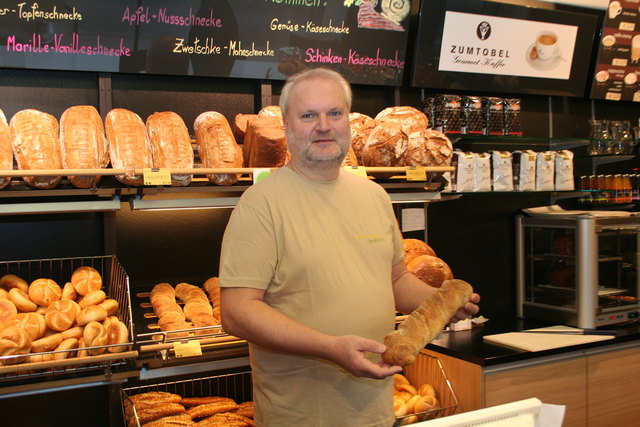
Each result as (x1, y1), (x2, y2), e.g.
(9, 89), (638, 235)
(403, 239), (437, 266)
(59, 105), (109, 188)
(146, 111), (194, 186)
(361, 121), (408, 168)
(194, 111), (243, 186)
(258, 105), (282, 120)
(410, 129), (453, 167)
(375, 106), (428, 131)
(10, 109), (62, 189)
(382, 279), (473, 366)
(105, 108), (153, 186)
(233, 113), (259, 144)
(407, 254), (454, 288)
(0, 109), (12, 189)
(349, 112), (377, 164)
(244, 116), (288, 167)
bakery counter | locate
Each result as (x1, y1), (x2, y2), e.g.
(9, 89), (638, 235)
(423, 316), (640, 426)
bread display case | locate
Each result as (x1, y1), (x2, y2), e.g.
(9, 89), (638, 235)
(516, 214), (640, 328)
(0, 255), (137, 395)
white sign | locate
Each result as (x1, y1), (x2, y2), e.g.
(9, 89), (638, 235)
(438, 11), (578, 80)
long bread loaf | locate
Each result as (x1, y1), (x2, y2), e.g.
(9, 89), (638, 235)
(382, 279), (473, 366)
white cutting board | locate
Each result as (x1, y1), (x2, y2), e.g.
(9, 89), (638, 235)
(483, 325), (615, 352)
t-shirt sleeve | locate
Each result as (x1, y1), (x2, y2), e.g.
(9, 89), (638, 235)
(218, 195), (277, 290)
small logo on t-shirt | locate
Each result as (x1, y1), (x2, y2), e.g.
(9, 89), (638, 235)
(355, 234), (384, 243)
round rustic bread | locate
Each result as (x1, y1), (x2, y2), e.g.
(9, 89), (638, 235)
(403, 239), (436, 265)
(406, 255), (454, 288)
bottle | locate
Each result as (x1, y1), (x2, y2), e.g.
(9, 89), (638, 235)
(588, 119), (611, 155)
(610, 120), (634, 154)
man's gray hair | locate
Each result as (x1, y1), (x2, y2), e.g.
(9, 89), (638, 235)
(279, 68), (352, 118)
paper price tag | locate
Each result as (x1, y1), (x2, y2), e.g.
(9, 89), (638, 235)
(405, 166), (427, 181)
(253, 168), (271, 184)
(173, 340), (202, 358)
(343, 166), (368, 178)
(143, 168), (172, 186)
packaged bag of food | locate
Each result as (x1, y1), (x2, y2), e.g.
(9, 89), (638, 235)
(491, 151), (514, 191)
(554, 150), (575, 191)
(512, 150), (536, 191)
(536, 151), (555, 191)
(473, 152), (492, 192)
(450, 151), (474, 192)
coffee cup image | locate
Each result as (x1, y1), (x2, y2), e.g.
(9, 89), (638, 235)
(609, 1), (623, 20)
(632, 35), (640, 64)
(534, 31), (559, 62)
(596, 70), (609, 83)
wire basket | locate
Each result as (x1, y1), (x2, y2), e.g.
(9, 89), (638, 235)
(396, 351), (460, 425)
(0, 255), (137, 385)
(122, 369), (252, 427)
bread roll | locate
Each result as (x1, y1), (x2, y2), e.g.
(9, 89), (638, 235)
(0, 109), (12, 189)
(0, 274), (28, 292)
(78, 289), (106, 308)
(0, 298), (18, 323)
(71, 266), (102, 296)
(403, 239), (436, 266)
(104, 316), (129, 353)
(244, 116), (288, 168)
(202, 277), (221, 322)
(382, 279), (473, 366)
(83, 320), (108, 355)
(0, 325), (32, 363)
(77, 305), (108, 326)
(6, 312), (46, 340)
(28, 278), (62, 307)
(407, 255), (454, 288)
(8, 287), (37, 312)
(45, 299), (80, 331)
(105, 108), (153, 186)
(59, 105), (109, 188)
(31, 331), (63, 353)
(53, 337), (79, 360)
(194, 111), (243, 186)
(61, 282), (77, 300)
(146, 111), (194, 186)
(99, 298), (119, 316)
(10, 109), (62, 189)
(61, 325), (84, 339)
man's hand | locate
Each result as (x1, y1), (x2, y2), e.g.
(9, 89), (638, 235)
(324, 335), (402, 379)
(451, 292), (481, 322)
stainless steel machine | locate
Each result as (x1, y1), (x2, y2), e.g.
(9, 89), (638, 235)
(516, 214), (640, 328)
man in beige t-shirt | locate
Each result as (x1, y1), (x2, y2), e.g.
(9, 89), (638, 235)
(219, 68), (480, 426)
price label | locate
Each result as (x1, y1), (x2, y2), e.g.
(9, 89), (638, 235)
(143, 168), (172, 185)
(405, 166), (427, 181)
(343, 166), (368, 178)
(619, 22), (636, 32)
(612, 58), (628, 67)
(606, 92), (622, 101)
(253, 168), (271, 184)
(173, 340), (202, 358)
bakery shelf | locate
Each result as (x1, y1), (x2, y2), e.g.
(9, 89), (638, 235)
(452, 136), (589, 152)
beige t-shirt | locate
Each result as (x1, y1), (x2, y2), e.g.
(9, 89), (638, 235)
(219, 166), (404, 427)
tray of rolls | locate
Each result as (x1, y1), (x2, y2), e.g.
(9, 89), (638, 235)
(134, 278), (245, 361)
(0, 255), (136, 384)
(122, 369), (254, 427)
(395, 352), (459, 425)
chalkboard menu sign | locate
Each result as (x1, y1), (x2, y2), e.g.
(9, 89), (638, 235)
(591, 0), (640, 102)
(0, 0), (411, 86)
(410, 0), (599, 97)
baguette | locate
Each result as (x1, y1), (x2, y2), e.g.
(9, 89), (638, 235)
(382, 279), (473, 366)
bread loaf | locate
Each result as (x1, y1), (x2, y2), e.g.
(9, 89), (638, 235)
(407, 255), (453, 288)
(382, 279), (473, 366)
(194, 111), (243, 186)
(258, 105), (282, 120)
(375, 106), (428, 131)
(233, 113), (259, 144)
(403, 239), (436, 266)
(59, 105), (109, 188)
(10, 109), (62, 189)
(408, 129), (452, 167)
(244, 116), (288, 167)
(349, 112), (377, 164)
(146, 111), (194, 186)
(105, 108), (153, 186)
(0, 109), (12, 189)
(361, 121), (408, 168)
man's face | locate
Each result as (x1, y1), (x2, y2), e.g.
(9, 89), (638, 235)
(283, 77), (351, 170)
